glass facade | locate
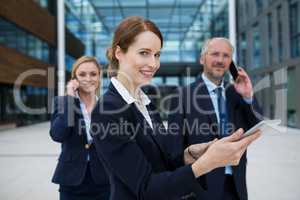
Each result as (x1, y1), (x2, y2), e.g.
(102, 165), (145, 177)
(68, 0), (229, 64)
(2, 0), (299, 128)
(268, 13), (273, 64)
(252, 23), (261, 68)
(65, 0), (110, 64)
(33, 0), (48, 9)
(237, 0), (300, 128)
(0, 1), (79, 126)
(287, 67), (297, 127)
(289, 0), (300, 58)
(239, 32), (247, 67)
(277, 5), (283, 62)
(0, 84), (48, 126)
(0, 17), (50, 63)
(255, 0), (264, 15)
(62, 0), (229, 107)
(0, 17), (51, 126)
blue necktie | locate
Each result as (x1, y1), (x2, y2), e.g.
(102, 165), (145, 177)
(215, 87), (233, 175)
(216, 87), (227, 136)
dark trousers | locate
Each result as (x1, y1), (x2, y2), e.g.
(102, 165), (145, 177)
(223, 175), (240, 200)
(59, 163), (110, 200)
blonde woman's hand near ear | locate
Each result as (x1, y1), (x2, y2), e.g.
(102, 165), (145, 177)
(66, 79), (80, 96)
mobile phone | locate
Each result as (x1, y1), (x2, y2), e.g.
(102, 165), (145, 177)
(229, 61), (239, 80)
(72, 77), (79, 91)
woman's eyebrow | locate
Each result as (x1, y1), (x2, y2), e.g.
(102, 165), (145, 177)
(138, 48), (152, 51)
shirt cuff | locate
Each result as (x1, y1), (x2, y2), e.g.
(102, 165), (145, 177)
(243, 97), (253, 104)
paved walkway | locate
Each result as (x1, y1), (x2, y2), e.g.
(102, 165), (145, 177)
(0, 122), (299, 200)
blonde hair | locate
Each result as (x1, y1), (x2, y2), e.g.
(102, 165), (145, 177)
(70, 56), (101, 96)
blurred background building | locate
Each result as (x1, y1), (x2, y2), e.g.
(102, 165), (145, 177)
(0, 0), (299, 129)
(236, 0), (300, 128)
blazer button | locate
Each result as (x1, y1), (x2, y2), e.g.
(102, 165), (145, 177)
(85, 144), (90, 149)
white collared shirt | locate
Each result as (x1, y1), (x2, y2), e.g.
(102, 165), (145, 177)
(201, 73), (225, 123)
(76, 92), (98, 161)
(201, 73), (233, 175)
(111, 77), (153, 129)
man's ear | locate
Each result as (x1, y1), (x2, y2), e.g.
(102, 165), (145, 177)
(115, 45), (123, 60)
(200, 55), (204, 65)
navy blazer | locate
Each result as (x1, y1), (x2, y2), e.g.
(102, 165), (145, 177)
(167, 76), (262, 200)
(90, 83), (207, 200)
(50, 96), (109, 187)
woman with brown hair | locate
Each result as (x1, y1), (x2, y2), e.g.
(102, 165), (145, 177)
(91, 16), (260, 200)
(50, 56), (110, 200)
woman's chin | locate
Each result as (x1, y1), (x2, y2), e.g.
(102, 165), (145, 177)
(137, 79), (152, 87)
(79, 88), (96, 94)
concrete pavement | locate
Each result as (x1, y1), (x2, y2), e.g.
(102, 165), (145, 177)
(0, 122), (299, 200)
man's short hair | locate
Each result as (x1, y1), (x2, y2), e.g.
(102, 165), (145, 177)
(200, 37), (234, 58)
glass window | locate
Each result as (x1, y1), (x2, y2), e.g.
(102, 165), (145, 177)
(239, 32), (247, 67)
(165, 77), (179, 86)
(268, 13), (273, 64)
(183, 76), (196, 85)
(0, 17), (51, 63)
(289, 1), (300, 58)
(252, 23), (261, 68)
(277, 5), (283, 62)
(256, 0), (264, 15)
(151, 77), (164, 85)
(65, 55), (76, 72)
(0, 84), (49, 126)
(16, 30), (27, 55)
(101, 77), (110, 94)
(33, 0), (48, 9)
(245, 1), (250, 20)
(287, 67), (297, 127)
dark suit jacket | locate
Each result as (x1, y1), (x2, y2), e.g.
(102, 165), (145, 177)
(167, 76), (262, 200)
(90, 83), (207, 200)
(50, 96), (109, 187)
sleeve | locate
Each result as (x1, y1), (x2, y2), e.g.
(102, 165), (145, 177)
(49, 96), (77, 143)
(91, 100), (206, 200)
(166, 87), (208, 190)
(239, 95), (264, 129)
(165, 87), (187, 167)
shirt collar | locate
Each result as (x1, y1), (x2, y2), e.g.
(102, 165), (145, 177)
(201, 73), (225, 93)
(111, 77), (151, 106)
(75, 91), (98, 103)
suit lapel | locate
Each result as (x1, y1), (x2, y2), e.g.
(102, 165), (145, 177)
(130, 102), (169, 166)
(107, 83), (168, 166)
(225, 84), (239, 133)
(74, 98), (88, 144)
(193, 77), (219, 127)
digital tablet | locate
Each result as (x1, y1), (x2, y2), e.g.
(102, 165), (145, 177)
(240, 119), (282, 139)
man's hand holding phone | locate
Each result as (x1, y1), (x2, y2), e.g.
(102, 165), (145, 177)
(66, 78), (80, 96)
(230, 61), (254, 99)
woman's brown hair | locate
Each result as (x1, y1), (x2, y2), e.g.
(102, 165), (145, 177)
(106, 16), (163, 77)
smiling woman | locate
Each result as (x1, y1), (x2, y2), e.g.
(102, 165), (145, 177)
(114, 30), (161, 90)
(49, 56), (110, 200)
(90, 16), (261, 200)
(106, 16), (163, 87)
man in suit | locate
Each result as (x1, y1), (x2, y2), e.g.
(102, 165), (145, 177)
(167, 37), (262, 200)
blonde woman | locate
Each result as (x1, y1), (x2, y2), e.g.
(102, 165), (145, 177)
(50, 56), (110, 200)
